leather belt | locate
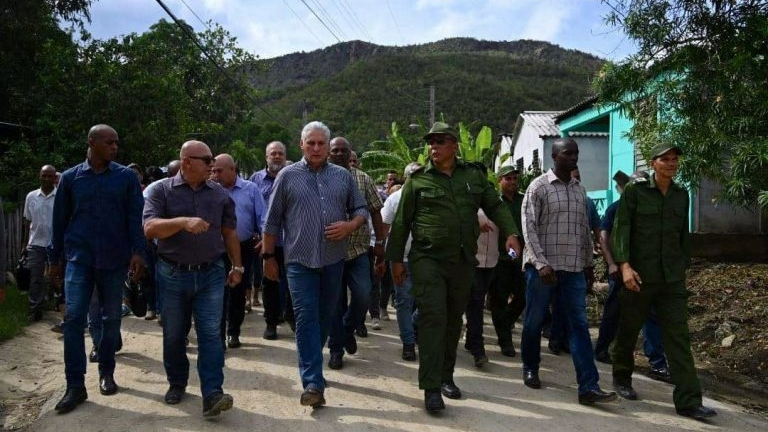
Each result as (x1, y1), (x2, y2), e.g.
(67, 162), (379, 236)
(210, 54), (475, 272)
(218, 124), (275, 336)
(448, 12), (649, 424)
(159, 255), (215, 271)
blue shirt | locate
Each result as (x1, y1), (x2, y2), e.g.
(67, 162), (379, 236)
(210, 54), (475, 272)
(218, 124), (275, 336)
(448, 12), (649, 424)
(586, 196), (600, 231)
(600, 200), (620, 233)
(263, 158), (368, 268)
(249, 168), (276, 204)
(227, 176), (266, 242)
(49, 160), (145, 270)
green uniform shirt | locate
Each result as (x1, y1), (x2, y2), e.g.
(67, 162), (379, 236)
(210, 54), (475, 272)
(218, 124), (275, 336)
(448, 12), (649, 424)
(385, 158), (519, 264)
(497, 192), (524, 262)
(611, 174), (690, 283)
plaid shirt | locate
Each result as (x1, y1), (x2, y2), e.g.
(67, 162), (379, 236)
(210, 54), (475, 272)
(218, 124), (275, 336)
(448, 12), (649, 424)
(522, 169), (593, 272)
(346, 167), (383, 260)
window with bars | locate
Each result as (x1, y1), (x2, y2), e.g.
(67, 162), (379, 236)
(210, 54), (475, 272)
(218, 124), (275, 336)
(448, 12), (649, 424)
(516, 157), (524, 173)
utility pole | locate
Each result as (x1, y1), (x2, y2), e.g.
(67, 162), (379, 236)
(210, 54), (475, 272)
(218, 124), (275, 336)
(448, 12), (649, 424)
(429, 85), (435, 126)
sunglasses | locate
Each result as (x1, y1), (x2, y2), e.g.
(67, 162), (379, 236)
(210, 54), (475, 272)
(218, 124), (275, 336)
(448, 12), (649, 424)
(428, 137), (454, 146)
(188, 155), (216, 164)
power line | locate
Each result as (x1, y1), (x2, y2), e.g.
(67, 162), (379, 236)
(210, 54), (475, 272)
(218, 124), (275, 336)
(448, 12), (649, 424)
(310, 0), (347, 41)
(153, 0), (288, 127)
(335, 0), (372, 41)
(178, 0), (211, 31)
(299, 0), (342, 43)
(282, 0), (326, 46)
(384, 0), (405, 45)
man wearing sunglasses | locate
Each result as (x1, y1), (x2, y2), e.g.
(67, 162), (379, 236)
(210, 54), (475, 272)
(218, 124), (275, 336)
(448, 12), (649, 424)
(144, 141), (243, 417)
(386, 122), (522, 413)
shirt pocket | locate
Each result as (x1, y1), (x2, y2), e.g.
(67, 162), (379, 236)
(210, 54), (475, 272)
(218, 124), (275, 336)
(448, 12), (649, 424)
(636, 204), (660, 231)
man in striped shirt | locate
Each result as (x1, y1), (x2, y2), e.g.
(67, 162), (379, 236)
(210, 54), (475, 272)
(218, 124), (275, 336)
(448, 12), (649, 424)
(261, 121), (368, 408)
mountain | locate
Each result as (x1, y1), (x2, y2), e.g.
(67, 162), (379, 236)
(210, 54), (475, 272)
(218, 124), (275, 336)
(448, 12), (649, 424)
(244, 38), (605, 150)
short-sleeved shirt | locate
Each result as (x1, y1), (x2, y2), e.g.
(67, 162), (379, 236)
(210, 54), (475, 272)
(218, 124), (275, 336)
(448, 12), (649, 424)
(24, 188), (57, 247)
(143, 172), (236, 265)
(263, 158), (368, 269)
(381, 189), (412, 262)
(226, 176), (266, 242)
(346, 167), (383, 260)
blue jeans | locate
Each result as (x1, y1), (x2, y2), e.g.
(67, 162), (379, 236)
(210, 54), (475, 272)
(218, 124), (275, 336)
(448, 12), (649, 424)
(63, 262), (125, 388)
(393, 262), (415, 345)
(157, 259), (226, 398)
(328, 253), (372, 355)
(520, 266), (600, 395)
(286, 261), (344, 392)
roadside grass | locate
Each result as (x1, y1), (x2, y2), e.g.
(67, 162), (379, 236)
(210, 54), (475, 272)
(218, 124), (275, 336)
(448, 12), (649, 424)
(0, 285), (29, 341)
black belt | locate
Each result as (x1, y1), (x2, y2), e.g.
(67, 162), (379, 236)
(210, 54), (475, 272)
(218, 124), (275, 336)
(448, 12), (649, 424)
(159, 255), (215, 271)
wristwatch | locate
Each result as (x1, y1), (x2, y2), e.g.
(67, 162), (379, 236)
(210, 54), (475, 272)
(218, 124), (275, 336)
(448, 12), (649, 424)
(374, 240), (385, 246)
(262, 252), (276, 260)
(231, 266), (245, 273)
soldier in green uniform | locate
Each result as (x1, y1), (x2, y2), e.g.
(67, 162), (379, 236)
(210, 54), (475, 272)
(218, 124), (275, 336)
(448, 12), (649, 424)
(610, 143), (717, 420)
(488, 165), (525, 357)
(386, 122), (522, 413)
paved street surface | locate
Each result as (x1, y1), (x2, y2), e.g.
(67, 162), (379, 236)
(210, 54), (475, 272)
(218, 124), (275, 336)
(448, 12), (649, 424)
(3, 306), (767, 432)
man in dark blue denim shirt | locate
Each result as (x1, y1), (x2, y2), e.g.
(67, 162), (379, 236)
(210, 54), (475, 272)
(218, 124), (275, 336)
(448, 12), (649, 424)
(48, 124), (146, 414)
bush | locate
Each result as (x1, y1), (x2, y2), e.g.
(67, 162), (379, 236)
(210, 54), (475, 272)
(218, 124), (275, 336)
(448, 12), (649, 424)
(0, 285), (30, 341)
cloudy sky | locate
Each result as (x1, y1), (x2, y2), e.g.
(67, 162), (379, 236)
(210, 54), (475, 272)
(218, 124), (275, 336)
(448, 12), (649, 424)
(84, 0), (635, 60)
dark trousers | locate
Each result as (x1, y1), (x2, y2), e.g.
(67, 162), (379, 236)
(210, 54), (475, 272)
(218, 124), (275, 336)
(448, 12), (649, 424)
(369, 252), (393, 318)
(611, 280), (702, 409)
(411, 257), (474, 390)
(464, 267), (496, 355)
(488, 259), (525, 350)
(262, 246), (292, 326)
(222, 239), (255, 338)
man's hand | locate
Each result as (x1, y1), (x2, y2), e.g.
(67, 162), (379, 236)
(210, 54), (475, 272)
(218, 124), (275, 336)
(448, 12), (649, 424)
(263, 257), (279, 281)
(374, 260), (386, 278)
(391, 262), (406, 286)
(538, 265), (557, 285)
(607, 263), (620, 280)
(184, 217), (210, 234)
(373, 243), (385, 262)
(129, 254), (145, 282)
(324, 221), (356, 241)
(620, 263), (642, 292)
(227, 268), (243, 287)
(505, 235), (522, 260)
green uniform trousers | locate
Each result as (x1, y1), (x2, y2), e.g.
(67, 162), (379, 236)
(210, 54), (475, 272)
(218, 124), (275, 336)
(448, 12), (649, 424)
(411, 256), (475, 390)
(611, 280), (702, 409)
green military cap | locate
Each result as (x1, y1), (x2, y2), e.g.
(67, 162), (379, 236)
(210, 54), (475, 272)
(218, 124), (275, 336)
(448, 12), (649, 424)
(649, 143), (683, 159)
(423, 121), (458, 142)
(612, 170), (630, 188)
(497, 165), (519, 177)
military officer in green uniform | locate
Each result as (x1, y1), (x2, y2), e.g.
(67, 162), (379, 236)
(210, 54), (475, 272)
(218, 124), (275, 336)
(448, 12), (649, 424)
(610, 143), (717, 420)
(386, 122), (522, 413)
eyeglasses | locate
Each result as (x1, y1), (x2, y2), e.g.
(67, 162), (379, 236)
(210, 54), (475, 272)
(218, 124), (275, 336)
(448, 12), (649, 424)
(428, 137), (454, 146)
(188, 155), (215, 164)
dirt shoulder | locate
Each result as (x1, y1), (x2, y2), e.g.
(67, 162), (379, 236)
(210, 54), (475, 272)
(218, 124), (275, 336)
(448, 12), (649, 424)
(3, 296), (768, 432)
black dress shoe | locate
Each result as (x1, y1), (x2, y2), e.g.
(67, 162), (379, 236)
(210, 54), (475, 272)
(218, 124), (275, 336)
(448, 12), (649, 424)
(402, 343), (416, 361)
(55, 387), (88, 413)
(547, 340), (561, 355)
(263, 324), (278, 340)
(676, 405), (717, 420)
(473, 354), (489, 368)
(227, 335), (241, 348)
(578, 388), (618, 405)
(300, 388), (326, 408)
(523, 371), (541, 389)
(164, 385), (185, 404)
(500, 345), (516, 357)
(424, 389), (445, 413)
(440, 380), (462, 399)
(594, 351), (612, 364)
(202, 392), (233, 417)
(328, 352), (344, 370)
(89, 346), (99, 363)
(99, 375), (118, 395)
(649, 366), (672, 383)
(344, 334), (357, 354)
(613, 382), (638, 400)
(354, 324), (367, 337)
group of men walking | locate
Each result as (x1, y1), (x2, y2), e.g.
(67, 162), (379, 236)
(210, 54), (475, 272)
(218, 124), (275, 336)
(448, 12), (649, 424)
(20, 119), (715, 421)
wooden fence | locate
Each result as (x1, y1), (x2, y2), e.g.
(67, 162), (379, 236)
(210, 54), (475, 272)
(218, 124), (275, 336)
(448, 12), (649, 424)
(3, 208), (24, 277)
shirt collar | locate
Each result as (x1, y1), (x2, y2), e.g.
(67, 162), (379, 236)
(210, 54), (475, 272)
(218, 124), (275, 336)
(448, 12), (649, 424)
(36, 187), (57, 197)
(171, 171), (212, 189)
(299, 157), (328, 172)
(545, 168), (578, 186)
(424, 157), (462, 173)
(83, 159), (115, 173)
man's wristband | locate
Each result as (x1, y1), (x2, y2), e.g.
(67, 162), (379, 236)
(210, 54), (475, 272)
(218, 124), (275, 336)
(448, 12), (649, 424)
(231, 266), (245, 273)
(374, 240), (384, 246)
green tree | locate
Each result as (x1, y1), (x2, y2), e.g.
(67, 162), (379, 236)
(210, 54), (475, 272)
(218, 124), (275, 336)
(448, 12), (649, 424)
(595, 0), (768, 207)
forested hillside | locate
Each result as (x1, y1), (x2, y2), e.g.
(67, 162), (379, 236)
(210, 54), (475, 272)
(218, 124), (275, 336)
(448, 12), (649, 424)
(245, 38), (604, 149)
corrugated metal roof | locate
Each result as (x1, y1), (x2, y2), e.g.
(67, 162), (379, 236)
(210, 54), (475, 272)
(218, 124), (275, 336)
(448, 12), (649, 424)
(519, 111), (559, 137)
(568, 131), (609, 137)
(554, 95), (598, 122)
